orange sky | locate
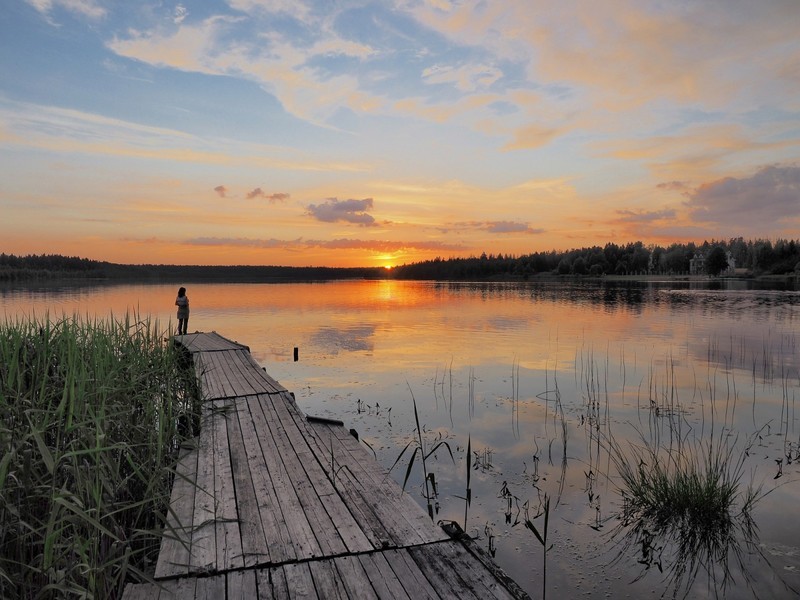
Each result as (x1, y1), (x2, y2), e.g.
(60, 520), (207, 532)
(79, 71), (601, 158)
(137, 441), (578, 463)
(2, 1), (799, 267)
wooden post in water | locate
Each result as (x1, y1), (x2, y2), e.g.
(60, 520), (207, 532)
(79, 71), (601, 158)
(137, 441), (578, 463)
(293, 346), (299, 362)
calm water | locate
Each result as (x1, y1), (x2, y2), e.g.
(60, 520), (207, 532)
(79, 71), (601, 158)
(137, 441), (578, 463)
(3, 279), (800, 598)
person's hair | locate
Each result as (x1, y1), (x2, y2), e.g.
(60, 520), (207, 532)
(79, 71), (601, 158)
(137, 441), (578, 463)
(177, 287), (186, 297)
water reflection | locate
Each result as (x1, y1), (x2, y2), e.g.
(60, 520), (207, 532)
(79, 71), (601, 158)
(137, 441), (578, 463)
(1, 279), (799, 599)
(310, 325), (376, 354)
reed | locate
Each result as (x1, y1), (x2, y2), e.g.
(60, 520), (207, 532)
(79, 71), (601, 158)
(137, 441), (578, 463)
(0, 314), (200, 599)
(388, 385), (454, 520)
(524, 493), (551, 600)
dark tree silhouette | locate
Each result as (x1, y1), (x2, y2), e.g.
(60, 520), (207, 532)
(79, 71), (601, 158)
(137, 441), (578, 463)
(705, 246), (729, 277)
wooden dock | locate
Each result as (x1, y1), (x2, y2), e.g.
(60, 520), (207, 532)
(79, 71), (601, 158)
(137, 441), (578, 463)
(122, 332), (530, 599)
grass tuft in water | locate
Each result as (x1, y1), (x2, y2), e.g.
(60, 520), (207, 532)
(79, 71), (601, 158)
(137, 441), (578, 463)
(0, 314), (200, 599)
(607, 431), (768, 599)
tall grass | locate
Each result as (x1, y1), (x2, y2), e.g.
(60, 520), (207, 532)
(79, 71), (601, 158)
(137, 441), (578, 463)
(0, 314), (200, 599)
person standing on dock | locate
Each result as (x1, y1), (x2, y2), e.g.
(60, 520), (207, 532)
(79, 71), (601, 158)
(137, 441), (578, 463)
(175, 287), (190, 335)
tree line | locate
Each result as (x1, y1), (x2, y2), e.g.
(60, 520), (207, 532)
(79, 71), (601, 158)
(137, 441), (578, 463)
(389, 238), (800, 280)
(2, 237), (799, 283)
(0, 253), (384, 283)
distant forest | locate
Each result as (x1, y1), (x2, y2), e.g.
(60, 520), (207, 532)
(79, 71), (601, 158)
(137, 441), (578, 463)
(392, 237), (800, 280)
(2, 237), (799, 283)
(0, 254), (384, 283)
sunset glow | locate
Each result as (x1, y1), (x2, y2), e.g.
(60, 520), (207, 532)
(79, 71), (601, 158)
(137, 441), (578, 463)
(1, 1), (799, 267)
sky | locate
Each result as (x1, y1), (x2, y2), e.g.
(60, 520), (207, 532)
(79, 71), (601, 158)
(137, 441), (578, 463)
(1, 0), (799, 268)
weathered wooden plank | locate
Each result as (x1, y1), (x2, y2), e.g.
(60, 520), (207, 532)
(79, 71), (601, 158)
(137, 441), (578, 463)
(358, 553), (412, 600)
(194, 353), (225, 401)
(308, 560), (348, 600)
(211, 398), (243, 571)
(155, 443), (198, 578)
(409, 543), (482, 600)
(382, 549), (440, 600)
(448, 533), (532, 600)
(178, 331), (249, 353)
(263, 392), (373, 554)
(299, 425), (391, 549)
(189, 404), (217, 572)
(157, 577), (197, 599)
(329, 423), (449, 544)
(194, 573), (226, 600)
(235, 396), (295, 564)
(434, 540), (521, 600)
(303, 419), (446, 547)
(223, 349), (284, 395)
(255, 393), (349, 556)
(332, 554), (379, 599)
(224, 397), (271, 567)
(246, 395), (322, 559)
(227, 569), (258, 599)
(219, 350), (260, 397)
(295, 418), (399, 536)
(203, 351), (238, 399)
(257, 566), (290, 599)
(255, 392), (346, 556)
(240, 350), (285, 392)
(283, 562), (318, 599)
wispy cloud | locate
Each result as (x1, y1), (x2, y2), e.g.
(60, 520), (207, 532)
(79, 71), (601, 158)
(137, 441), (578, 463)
(0, 99), (370, 172)
(614, 208), (677, 223)
(213, 185), (228, 198)
(246, 188), (290, 203)
(26, 0), (106, 22)
(656, 181), (690, 193)
(439, 220), (545, 234)
(422, 63), (502, 92)
(173, 4), (188, 25)
(183, 236), (466, 252)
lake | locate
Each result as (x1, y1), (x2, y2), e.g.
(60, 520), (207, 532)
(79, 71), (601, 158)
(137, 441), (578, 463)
(2, 278), (799, 598)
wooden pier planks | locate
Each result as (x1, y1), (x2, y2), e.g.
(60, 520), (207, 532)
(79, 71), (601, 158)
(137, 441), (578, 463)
(127, 544), (523, 599)
(130, 332), (530, 599)
(155, 444), (198, 578)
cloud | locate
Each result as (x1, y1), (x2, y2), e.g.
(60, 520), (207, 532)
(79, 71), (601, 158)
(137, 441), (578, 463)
(0, 98), (371, 172)
(503, 123), (560, 151)
(174, 4), (188, 25)
(107, 13), (382, 126)
(183, 236), (466, 252)
(422, 63), (503, 92)
(657, 181), (690, 193)
(615, 208), (677, 223)
(439, 220), (545, 234)
(26, 0), (106, 21)
(214, 185), (228, 198)
(486, 221), (542, 234)
(686, 164), (800, 228)
(307, 198), (376, 226)
(246, 187), (290, 202)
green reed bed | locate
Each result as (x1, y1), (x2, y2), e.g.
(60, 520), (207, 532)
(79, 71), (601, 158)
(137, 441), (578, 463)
(0, 315), (200, 599)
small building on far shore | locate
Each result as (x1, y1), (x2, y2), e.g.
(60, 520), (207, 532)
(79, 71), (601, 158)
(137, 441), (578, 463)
(689, 250), (736, 276)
